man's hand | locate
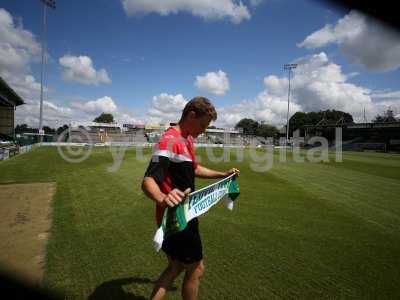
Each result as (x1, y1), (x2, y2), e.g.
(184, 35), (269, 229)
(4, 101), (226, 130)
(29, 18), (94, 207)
(224, 168), (240, 177)
(162, 188), (191, 207)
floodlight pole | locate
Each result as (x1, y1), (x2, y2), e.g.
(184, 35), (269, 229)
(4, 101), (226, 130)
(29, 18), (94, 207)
(284, 63), (297, 145)
(39, 0), (55, 142)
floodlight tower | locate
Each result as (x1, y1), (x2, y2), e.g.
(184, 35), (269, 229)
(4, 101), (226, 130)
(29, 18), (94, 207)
(39, 0), (56, 141)
(284, 63), (297, 145)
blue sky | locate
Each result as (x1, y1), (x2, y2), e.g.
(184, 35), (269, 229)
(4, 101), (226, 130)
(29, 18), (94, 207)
(1, 0), (399, 128)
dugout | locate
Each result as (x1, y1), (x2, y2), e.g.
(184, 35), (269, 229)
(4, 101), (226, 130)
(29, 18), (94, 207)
(0, 76), (24, 139)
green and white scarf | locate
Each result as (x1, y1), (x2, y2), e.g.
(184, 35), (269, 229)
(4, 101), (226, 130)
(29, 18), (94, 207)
(153, 173), (240, 251)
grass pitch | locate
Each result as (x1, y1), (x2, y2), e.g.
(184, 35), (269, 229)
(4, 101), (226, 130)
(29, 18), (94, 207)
(0, 147), (399, 299)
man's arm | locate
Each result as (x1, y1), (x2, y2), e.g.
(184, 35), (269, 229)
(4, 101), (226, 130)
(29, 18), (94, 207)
(141, 176), (166, 206)
(142, 176), (191, 207)
(194, 165), (240, 179)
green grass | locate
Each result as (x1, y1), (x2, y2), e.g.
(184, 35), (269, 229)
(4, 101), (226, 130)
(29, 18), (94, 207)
(1, 147), (400, 299)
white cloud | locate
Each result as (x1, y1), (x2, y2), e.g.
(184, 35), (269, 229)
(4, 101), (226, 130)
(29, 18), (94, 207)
(213, 52), (386, 128)
(0, 8), (41, 60)
(71, 96), (117, 114)
(118, 112), (144, 124)
(59, 55), (111, 85)
(215, 92), (302, 128)
(0, 8), (43, 101)
(15, 98), (74, 128)
(0, 9), (136, 129)
(146, 93), (187, 124)
(195, 70), (230, 96)
(122, 0), (251, 24)
(0, 70), (43, 100)
(298, 10), (400, 72)
(146, 52), (400, 128)
(275, 52), (376, 122)
(0, 43), (32, 72)
(16, 95), (142, 128)
(12, 53), (400, 130)
(0, 8), (77, 129)
(369, 91), (400, 119)
(0, 8), (50, 128)
(370, 90), (400, 101)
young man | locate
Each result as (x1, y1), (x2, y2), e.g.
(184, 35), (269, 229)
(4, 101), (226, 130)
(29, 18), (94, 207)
(142, 96), (239, 300)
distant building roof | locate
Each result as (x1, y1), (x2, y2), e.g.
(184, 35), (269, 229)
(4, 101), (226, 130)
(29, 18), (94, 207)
(70, 121), (124, 128)
(205, 128), (240, 134)
(0, 76), (24, 107)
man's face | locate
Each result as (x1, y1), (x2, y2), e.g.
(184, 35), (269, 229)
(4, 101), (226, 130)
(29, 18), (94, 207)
(187, 112), (211, 138)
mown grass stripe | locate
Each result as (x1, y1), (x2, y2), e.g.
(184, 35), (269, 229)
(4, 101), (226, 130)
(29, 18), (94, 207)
(1, 147), (400, 299)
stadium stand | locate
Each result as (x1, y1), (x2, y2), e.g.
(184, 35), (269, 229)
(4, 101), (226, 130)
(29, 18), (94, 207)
(67, 122), (247, 146)
(68, 128), (148, 144)
(390, 139), (400, 152)
(0, 76), (31, 160)
(303, 121), (400, 153)
(0, 76), (24, 140)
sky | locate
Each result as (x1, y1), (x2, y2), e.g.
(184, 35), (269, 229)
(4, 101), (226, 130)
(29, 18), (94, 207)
(1, 0), (400, 129)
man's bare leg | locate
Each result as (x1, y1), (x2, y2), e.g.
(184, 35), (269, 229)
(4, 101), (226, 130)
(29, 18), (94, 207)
(182, 260), (205, 300)
(151, 257), (184, 300)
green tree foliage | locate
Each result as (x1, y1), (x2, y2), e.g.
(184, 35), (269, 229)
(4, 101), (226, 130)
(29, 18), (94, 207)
(56, 124), (69, 135)
(372, 109), (397, 123)
(235, 118), (278, 137)
(15, 124), (37, 134)
(15, 124), (29, 133)
(323, 110), (353, 124)
(93, 113), (114, 123)
(43, 126), (56, 134)
(289, 109), (354, 134)
(235, 118), (259, 135)
(289, 112), (308, 135)
(256, 124), (279, 138)
(15, 124), (57, 134)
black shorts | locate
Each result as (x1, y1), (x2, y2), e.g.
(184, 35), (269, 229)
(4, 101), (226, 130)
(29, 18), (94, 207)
(162, 218), (203, 264)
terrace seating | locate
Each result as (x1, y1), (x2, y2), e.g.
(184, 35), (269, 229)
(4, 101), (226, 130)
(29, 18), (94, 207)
(0, 143), (18, 160)
(69, 130), (150, 144)
(354, 142), (386, 152)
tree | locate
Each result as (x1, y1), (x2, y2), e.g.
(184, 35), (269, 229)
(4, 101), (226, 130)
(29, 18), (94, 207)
(15, 124), (29, 134)
(323, 109), (353, 124)
(43, 126), (56, 134)
(288, 112), (308, 135)
(93, 113), (114, 123)
(56, 124), (69, 135)
(235, 118), (259, 135)
(372, 109), (397, 123)
(256, 124), (279, 138)
(289, 109), (354, 135)
(15, 124), (37, 134)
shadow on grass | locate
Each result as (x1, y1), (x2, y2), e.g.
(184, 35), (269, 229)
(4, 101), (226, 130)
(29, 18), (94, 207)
(87, 276), (179, 300)
(87, 277), (152, 300)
